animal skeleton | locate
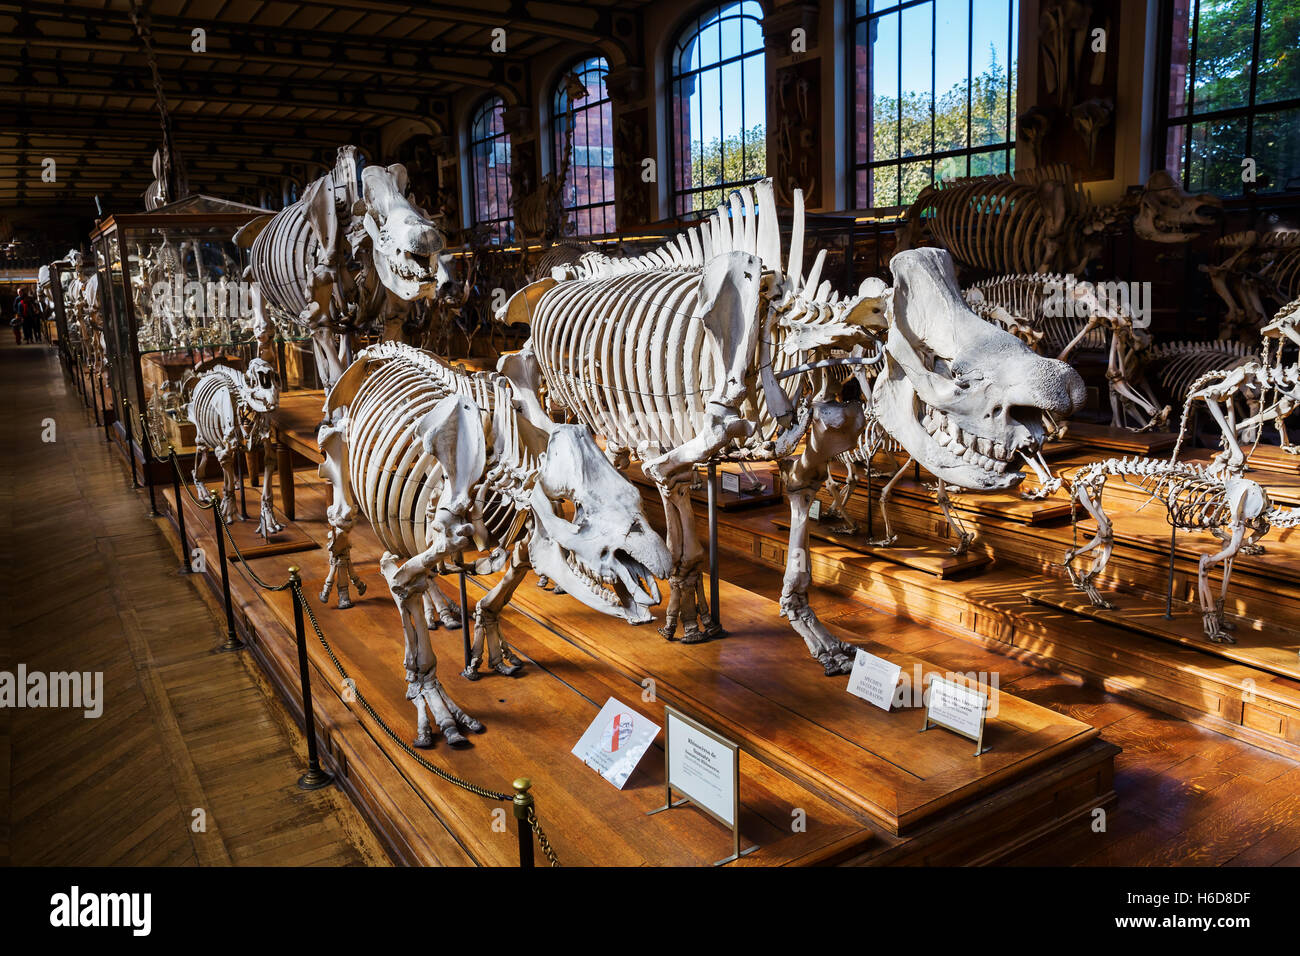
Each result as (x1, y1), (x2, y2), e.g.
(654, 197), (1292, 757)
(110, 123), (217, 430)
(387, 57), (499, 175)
(1062, 456), (1300, 643)
(1169, 297), (1300, 473)
(502, 179), (1084, 675)
(317, 341), (670, 747)
(239, 146), (447, 394)
(1203, 228), (1300, 337)
(185, 358), (283, 538)
(964, 273), (1170, 431)
(898, 165), (1220, 276)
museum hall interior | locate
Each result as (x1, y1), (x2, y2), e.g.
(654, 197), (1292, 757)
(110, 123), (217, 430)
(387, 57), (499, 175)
(3, 0), (1300, 902)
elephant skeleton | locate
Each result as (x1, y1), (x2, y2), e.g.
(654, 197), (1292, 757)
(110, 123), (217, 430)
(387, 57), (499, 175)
(185, 358), (284, 538)
(503, 179), (1085, 675)
(1062, 456), (1300, 643)
(318, 341), (671, 747)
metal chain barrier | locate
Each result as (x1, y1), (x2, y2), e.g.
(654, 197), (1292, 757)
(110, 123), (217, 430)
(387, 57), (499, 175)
(137, 411), (561, 865)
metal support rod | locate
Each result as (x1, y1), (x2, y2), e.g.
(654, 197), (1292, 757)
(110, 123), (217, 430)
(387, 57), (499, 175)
(513, 777), (535, 868)
(707, 460), (720, 633)
(290, 567), (333, 791)
(212, 497), (243, 651)
(459, 569), (472, 671)
(866, 462), (874, 537)
(171, 451), (191, 573)
(1165, 523), (1178, 620)
(237, 447), (247, 518)
(100, 376), (111, 443)
(89, 364), (102, 425)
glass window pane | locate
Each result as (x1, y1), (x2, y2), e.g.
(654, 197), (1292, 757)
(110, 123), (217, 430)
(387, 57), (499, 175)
(1186, 115), (1248, 194)
(898, 159), (933, 205)
(934, 0), (970, 154)
(1256, 0), (1300, 104)
(1253, 106), (1300, 192)
(872, 11), (900, 163)
(1168, 0), (1196, 117)
(1191, 0), (1258, 114)
(872, 165), (899, 208)
(899, 3), (934, 158)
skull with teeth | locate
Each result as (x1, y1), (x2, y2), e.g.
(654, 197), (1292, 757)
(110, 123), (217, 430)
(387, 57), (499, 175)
(527, 425), (671, 624)
(239, 357), (280, 416)
(360, 164), (446, 303)
(873, 249), (1086, 490)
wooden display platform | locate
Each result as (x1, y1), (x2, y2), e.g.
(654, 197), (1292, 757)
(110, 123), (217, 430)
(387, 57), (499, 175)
(1066, 421), (1177, 455)
(160, 485), (317, 562)
(772, 516), (990, 579)
(1025, 585), (1300, 682)
(703, 502), (1300, 760)
(155, 468), (1117, 866)
(270, 388), (327, 464)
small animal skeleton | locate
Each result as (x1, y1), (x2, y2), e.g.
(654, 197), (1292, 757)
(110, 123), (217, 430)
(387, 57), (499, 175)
(185, 358), (284, 538)
(1063, 456), (1300, 643)
(1169, 297), (1300, 473)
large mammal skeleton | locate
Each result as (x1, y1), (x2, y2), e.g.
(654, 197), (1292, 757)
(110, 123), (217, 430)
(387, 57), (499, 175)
(318, 341), (670, 746)
(239, 146), (448, 393)
(1062, 456), (1300, 643)
(504, 180), (1084, 674)
(185, 358), (283, 538)
(898, 165), (1220, 276)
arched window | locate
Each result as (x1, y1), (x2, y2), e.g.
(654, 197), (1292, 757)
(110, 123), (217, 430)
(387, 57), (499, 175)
(469, 97), (513, 243)
(1159, 0), (1300, 195)
(669, 1), (766, 216)
(554, 56), (615, 235)
(852, 0), (1018, 208)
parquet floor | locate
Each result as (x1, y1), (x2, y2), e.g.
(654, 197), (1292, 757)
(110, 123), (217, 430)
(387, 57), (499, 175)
(0, 340), (390, 866)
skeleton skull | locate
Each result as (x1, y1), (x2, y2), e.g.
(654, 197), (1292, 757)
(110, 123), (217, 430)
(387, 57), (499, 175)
(873, 249), (1086, 490)
(1134, 170), (1222, 243)
(361, 164), (446, 301)
(527, 424), (671, 624)
(240, 357), (280, 415)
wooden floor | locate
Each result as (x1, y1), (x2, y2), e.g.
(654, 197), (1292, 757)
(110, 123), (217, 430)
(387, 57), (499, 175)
(0, 340), (390, 866)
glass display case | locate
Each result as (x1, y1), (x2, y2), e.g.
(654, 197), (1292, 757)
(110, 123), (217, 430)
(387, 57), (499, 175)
(88, 195), (311, 475)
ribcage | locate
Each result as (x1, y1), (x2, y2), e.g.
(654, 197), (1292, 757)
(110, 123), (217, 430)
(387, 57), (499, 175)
(1146, 340), (1256, 402)
(248, 200), (319, 325)
(189, 370), (240, 450)
(345, 352), (515, 561)
(530, 269), (804, 460)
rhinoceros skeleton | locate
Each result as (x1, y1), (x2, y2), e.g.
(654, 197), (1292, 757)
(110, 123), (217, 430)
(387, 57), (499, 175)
(501, 179), (1085, 675)
(185, 358), (283, 539)
(318, 340), (671, 747)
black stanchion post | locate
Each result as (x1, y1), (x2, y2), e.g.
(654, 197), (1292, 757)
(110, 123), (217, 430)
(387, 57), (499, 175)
(212, 497), (243, 651)
(707, 460), (720, 633)
(126, 403), (140, 488)
(237, 449), (247, 518)
(289, 567), (333, 791)
(89, 365), (101, 425)
(513, 778), (535, 868)
(1165, 523), (1178, 620)
(459, 568), (472, 670)
(171, 450), (192, 573)
(866, 463), (874, 538)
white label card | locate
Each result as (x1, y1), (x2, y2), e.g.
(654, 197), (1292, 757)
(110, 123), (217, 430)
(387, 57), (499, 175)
(721, 471), (740, 494)
(666, 710), (737, 827)
(571, 697), (660, 790)
(809, 499), (822, 520)
(847, 649), (903, 711)
(925, 676), (989, 740)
